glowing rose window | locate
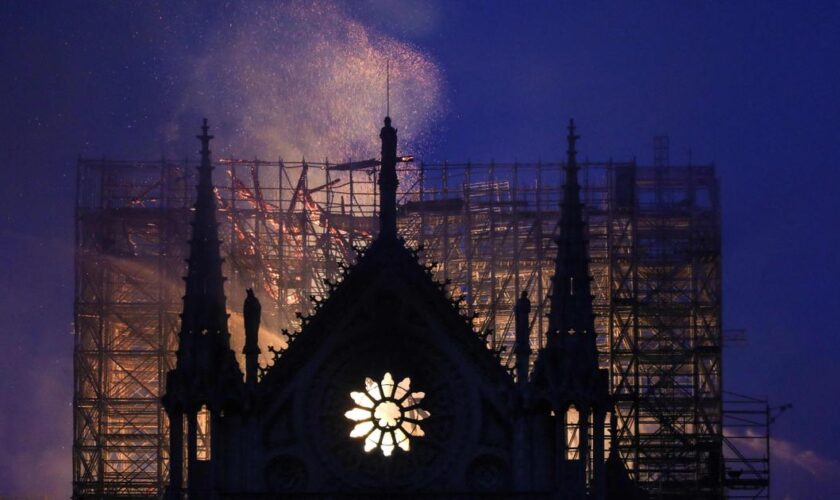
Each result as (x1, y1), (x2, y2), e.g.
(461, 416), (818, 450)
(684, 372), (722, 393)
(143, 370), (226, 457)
(344, 372), (429, 456)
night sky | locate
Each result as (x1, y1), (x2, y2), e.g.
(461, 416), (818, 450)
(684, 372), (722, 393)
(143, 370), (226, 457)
(2, 1), (839, 498)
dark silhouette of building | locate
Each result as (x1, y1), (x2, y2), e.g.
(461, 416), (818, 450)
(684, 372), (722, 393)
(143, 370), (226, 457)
(162, 116), (646, 498)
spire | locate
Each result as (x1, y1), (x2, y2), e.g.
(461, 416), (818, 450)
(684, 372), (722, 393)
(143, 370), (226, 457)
(546, 119), (597, 360)
(177, 119), (230, 363)
(165, 120), (242, 499)
(379, 116), (398, 240)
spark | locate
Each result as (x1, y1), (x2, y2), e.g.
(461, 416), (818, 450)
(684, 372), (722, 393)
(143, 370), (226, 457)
(169, 0), (445, 162)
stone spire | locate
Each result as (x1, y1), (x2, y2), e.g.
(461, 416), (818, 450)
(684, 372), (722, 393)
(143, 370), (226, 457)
(546, 119), (597, 363)
(378, 116), (399, 241)
(165, 119), (241, 498)
(177, 119), (230, 366)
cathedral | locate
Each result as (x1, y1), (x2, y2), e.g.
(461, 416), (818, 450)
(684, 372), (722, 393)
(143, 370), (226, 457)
(162, 116), (646, 498)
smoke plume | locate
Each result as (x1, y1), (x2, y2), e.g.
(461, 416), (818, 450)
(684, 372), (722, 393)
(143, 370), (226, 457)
(167, 1), (445, 161)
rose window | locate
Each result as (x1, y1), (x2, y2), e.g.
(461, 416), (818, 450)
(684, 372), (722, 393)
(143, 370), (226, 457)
(344, 372), (429, 456)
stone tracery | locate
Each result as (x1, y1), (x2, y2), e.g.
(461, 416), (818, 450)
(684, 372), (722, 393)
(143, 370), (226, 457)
(345, 372), (429, 456)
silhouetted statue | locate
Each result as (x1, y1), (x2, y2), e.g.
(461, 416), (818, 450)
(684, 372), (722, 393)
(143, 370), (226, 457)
(515, 291), (531, 331)
(243, 288), (261, 387)
(244, 288), (261, 333)
(515, 291), (532, 387)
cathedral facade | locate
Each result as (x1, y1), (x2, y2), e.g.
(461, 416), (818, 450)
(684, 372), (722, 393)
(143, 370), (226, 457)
(162, 117), (644, 498)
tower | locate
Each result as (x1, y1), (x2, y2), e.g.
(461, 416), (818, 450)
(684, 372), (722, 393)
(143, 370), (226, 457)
(162, 120), (243, 498)
(531, 120), (614, 499)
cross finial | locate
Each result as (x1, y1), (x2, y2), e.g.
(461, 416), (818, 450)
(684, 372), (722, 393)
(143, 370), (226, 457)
(567, 118), (579, 159)
(197, 118), (214, 144)
(196, 118), (214, 166)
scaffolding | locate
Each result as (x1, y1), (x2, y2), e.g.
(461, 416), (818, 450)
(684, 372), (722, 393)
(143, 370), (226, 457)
(75, 156), (738, 497)
(722, 392), (772, 499)
(74, 160), (192, 496)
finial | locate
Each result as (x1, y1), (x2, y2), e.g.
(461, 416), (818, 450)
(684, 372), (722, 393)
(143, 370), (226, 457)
(197, 118), (214, 145)
(386, 59), (390, 118)
(567, 118), (579, 156)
